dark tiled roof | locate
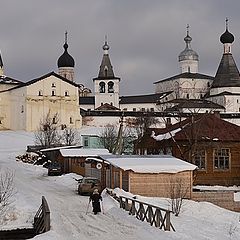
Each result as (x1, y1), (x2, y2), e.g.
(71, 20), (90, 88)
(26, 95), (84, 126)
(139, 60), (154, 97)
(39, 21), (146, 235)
(154, 72), (214, 84)
(95, 103), (120, 111)
(0, 76), (23, 85)
(79, 96), (95, 104)
(138, 113), (240, 147)
(211, 53), (240, 88)
(120, 92), (172, 104)
(0, 72), (80, 92)
(163, 99), (225, 111)
(207, 91), (240, 98)
(174, 114), (240, 141)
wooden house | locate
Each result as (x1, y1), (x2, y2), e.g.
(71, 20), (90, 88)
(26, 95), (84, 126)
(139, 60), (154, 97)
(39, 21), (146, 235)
(98, 155), (197, 198)
(135, 113), (240, 186)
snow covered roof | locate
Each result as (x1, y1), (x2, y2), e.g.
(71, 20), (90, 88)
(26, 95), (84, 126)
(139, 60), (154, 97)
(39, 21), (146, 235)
(40, 145), (83, 152)
(60, 148), (110, 157)
(99, 155), (197, 173)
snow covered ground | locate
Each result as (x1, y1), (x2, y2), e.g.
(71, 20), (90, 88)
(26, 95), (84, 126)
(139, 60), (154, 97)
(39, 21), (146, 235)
(1, 130), (240, 240)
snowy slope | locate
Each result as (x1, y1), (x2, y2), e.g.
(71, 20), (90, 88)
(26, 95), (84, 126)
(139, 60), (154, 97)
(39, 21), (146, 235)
(0, 131), (240, 240)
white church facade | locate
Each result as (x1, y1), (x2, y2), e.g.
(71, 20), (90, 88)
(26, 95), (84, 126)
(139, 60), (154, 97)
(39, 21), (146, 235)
(0, 33), (81, 131)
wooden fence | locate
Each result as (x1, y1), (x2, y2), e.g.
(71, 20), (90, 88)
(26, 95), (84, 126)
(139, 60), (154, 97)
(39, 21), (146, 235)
(106, 189), (175, 231)
(34, 196), (51, 234)
(0, 196), (50, 239)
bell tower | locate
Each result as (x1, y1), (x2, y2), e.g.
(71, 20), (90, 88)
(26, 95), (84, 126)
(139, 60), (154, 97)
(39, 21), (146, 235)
(93, 37), (120, 109)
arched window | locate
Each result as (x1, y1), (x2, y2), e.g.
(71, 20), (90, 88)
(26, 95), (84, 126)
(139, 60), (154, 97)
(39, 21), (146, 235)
(99, 82), (105, 93)
(108, 81), (114, 93)
(104, 66), (108, 77)
(65, 91), (69, 96)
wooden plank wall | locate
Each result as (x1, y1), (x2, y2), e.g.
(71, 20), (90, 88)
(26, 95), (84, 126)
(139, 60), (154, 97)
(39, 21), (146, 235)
(129, 171), (192, 198)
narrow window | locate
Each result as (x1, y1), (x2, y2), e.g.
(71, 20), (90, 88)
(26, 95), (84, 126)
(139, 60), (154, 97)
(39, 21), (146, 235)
(133, 108), (136, 112)
(70, 117), (73, 124)
(194, 150), (206, 170)
(214, 148), (230, 170)
(52, 117), (57, 124)
(104, 66), (108, 77)
(99, 82), (105, 93)
(186, 94), (189, 99)
(108, 81), (114, 93)
(52, 90), (56, 96)
(21, 105), (24, 113)
(83, 136), (89, 147)
(65, 91), (69, 96)
(52, 83), (56, 88)
(38, 90), (43, 96)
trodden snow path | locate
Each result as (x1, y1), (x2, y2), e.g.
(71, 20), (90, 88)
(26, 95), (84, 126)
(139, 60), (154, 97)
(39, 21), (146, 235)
(0, 131), (171, 240)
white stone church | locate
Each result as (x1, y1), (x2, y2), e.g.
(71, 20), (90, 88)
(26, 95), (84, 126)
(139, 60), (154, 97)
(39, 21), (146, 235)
(1, 20), (240, 131)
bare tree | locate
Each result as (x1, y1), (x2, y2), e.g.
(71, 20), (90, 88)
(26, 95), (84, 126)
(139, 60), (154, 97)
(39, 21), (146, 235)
(0, 169), (15, 218)
(167, 176), (189, 216)
(133, 115), (160, 140)
(99, 123), (136, 154)
(61, 128), (79, 146)
(34, 111), (61, 148)
(99, 124), (118, 153)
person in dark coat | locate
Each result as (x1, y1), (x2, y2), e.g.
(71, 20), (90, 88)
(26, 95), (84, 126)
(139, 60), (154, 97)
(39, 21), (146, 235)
(89, 189), (102, 214)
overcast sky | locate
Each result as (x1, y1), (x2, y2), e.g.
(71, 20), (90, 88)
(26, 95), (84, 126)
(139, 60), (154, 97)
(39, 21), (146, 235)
(1, 0), (240, 95)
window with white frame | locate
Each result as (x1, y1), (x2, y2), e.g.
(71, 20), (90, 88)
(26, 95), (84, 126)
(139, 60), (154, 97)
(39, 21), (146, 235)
(214, 148), (230, 170)
(194, 150), (206, 170)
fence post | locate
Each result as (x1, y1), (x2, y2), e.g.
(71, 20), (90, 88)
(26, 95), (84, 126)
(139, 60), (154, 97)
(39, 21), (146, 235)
(165, 210), (171, 231)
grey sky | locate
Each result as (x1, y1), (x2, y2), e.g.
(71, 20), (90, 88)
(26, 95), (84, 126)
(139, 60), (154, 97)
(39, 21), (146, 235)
(0, 0), (240, 95)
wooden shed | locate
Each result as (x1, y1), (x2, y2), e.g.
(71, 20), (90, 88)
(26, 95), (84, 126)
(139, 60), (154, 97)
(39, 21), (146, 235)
(57, 148), (110, 175)
(99, 155), (197, 198)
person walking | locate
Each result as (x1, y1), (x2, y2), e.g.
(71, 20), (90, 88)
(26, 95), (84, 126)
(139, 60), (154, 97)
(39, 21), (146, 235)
(89, 189), (102, 215)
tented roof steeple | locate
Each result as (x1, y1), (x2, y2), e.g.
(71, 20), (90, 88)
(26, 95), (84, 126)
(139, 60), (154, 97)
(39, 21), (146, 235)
(97, 37), (115, 79)
(211, 19), (240, 88)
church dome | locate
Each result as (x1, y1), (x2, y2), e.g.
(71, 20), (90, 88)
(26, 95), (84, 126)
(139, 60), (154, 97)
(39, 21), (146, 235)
(220, 18), (234, 44)
(220, 29), (234, 44)
(178, 31), (199, 61)
(57, 42), (75, 68)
